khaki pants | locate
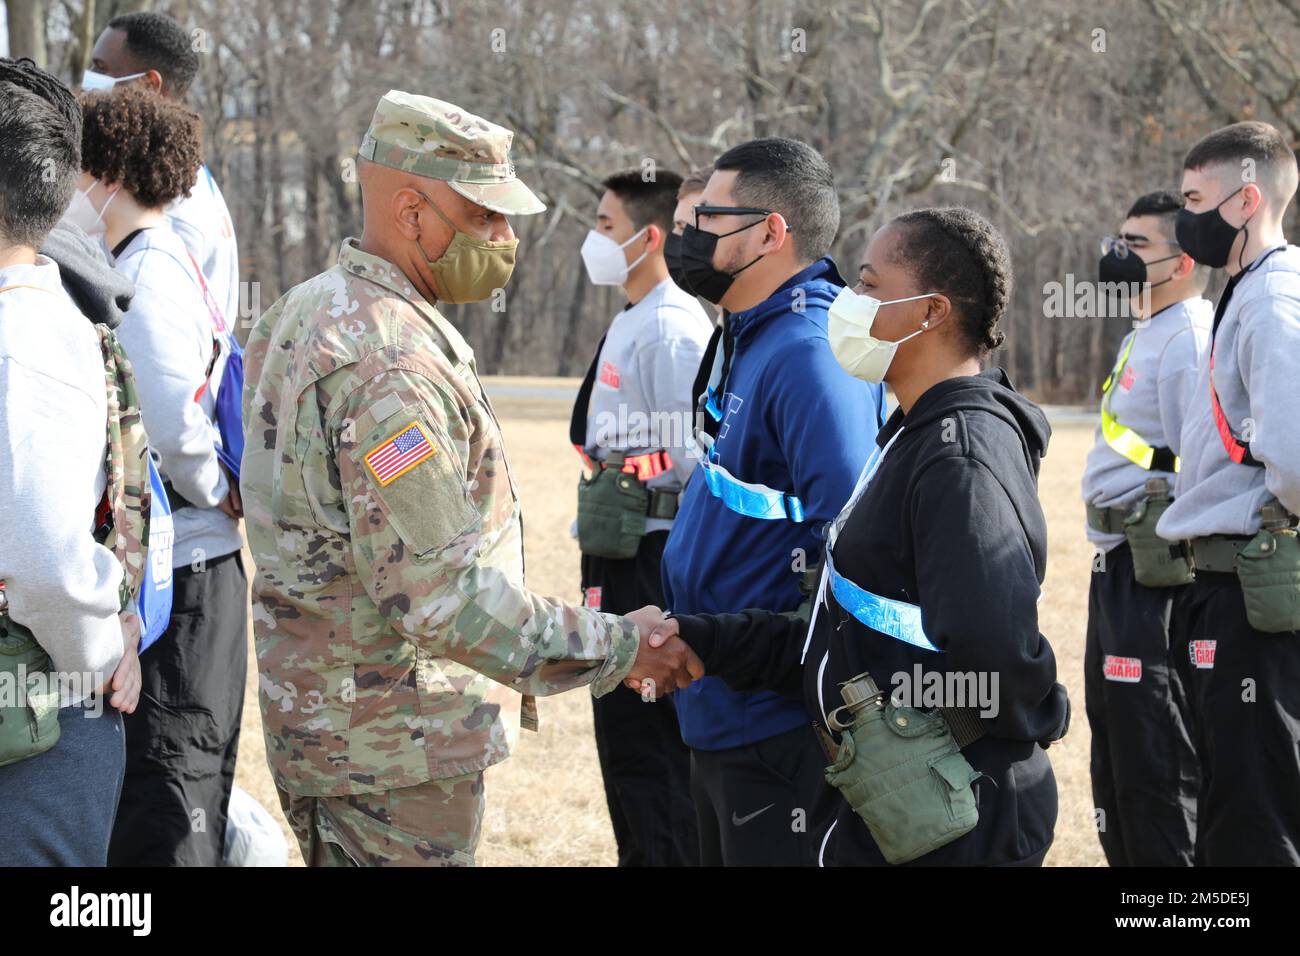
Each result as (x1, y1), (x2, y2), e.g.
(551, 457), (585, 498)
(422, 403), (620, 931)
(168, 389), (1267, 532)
(277, 772), (485, 866)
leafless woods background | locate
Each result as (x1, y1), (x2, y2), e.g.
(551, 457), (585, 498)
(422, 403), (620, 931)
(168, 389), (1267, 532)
(7, 0), (1300, 400)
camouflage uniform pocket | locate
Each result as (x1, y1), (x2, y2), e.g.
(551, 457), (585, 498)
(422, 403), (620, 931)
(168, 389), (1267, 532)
(308, 774), (483, 866)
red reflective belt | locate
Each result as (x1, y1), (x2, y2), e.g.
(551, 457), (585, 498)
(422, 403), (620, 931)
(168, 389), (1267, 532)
(1208, 346), (1259, 466)
(193, 339), (221, 402)
(572, 444), (674, 480)
(184, 250), (226, 403)
(625, 449), (673, 481)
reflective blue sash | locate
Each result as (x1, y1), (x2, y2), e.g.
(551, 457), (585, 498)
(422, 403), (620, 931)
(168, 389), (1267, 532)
(825, 550), (940, 652)
(695, 432), (805, 522)
(698, 457), (806, 522)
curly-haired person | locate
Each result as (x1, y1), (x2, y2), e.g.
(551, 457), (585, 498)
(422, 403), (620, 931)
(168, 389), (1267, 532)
(73, 83), (249, 867)
(87, 9), (241, 327)
(638, 207), (1071, 866)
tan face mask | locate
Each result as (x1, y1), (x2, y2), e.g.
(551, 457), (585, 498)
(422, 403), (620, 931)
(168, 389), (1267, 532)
(413, 190), (518, 304)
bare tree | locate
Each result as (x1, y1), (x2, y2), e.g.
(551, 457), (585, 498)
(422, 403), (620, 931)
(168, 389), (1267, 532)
(36, 0), (1293, 400)
(7, 0), (49, 65)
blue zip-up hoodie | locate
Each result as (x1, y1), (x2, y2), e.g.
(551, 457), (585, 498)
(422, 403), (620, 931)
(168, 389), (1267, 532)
(662, 256), (884, 750)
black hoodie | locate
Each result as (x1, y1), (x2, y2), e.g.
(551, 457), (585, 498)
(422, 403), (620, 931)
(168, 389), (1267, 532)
(673, 368), (1070, 866)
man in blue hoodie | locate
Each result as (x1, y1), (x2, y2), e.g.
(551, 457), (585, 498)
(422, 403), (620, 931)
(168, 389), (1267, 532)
(661, 138), (884, 865)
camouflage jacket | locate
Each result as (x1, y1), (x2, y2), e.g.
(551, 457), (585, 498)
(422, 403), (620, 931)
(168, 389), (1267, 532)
(242, 239), (639, 797)
(97, 324), (152, 611)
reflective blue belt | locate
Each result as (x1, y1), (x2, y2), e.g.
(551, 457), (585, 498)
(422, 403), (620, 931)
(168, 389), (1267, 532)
(826, 551), (939, 652)
(698, 457), (806, 522)
(697, 377), (805, 521)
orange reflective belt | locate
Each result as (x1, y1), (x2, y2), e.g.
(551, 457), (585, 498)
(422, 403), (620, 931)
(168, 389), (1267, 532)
(1209, 346), (1261, 467)
(572, 444), (674, 480)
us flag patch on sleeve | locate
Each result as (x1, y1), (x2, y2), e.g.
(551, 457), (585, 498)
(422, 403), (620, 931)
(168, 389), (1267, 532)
(365, 421), (436, 485)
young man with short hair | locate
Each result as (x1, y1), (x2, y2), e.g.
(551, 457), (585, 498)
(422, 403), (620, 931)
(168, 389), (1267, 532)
(574, 168), (713, 865)
(1082, 189), (1211, 866)
(1158, 121), (1300, 865)
(664, 168), (712, 295)
(661, 138), (885, 865)
(0, 57), (138, 866)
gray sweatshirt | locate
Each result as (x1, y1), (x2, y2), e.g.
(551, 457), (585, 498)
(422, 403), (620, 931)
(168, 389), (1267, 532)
(1081, 297), (1212, 549)
(1159, 244), (1300, 539)
(0, 259), (124, 700)
(112, 228), (243, 567)
(579, 277), (714, 533)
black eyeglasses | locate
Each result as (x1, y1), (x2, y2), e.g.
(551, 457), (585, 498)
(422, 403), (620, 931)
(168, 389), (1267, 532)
(692, 204), (793, 233)
(1100, 234), (1180, 258)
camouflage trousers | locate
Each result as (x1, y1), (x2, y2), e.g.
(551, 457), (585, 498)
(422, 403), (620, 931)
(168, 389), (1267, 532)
(276, 772), (485, 866)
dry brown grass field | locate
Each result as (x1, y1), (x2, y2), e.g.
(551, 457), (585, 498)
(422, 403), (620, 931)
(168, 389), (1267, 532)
(233, 378), (1104, 867)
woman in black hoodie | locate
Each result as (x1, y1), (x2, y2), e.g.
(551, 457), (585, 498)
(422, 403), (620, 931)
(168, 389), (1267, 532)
(639, 208), (1069, 866)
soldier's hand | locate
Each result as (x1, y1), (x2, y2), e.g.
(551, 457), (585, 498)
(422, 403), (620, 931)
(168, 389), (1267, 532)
(623, 607), (704, 699)
(624, 613), (686, 697)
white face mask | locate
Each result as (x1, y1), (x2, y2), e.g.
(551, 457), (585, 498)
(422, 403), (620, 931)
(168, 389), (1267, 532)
(827, 286), (937, 384)
(581, 227), (649, 286)
(63, 181), (119, 238)
(81, 69), (147, 91)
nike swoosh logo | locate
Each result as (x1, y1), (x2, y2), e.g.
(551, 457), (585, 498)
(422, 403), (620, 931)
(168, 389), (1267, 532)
(731, 803), (775, 827)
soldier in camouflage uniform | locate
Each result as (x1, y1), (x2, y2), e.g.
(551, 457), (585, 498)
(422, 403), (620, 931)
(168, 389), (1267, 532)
(241, 90), (703, 866)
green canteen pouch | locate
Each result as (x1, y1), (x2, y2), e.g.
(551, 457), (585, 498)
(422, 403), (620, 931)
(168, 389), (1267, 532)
(0, 617), (61, 768)
(576, 454), (648, 560)
(824, 701), (980, 864)
(1124, 495), (1194, 588)
(1235, 528), (1300, 634)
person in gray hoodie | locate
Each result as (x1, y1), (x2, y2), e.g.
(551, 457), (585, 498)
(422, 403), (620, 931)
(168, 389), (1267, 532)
(1081, 190), (1210, 866)
(40, 219), (135, 330)
(0, 57), (139, 866)
(1157, 121), (1300, 865)
(71, 83), (248, 867)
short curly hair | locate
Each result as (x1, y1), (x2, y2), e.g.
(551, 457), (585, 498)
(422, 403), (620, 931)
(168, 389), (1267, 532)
(889, 207), (1012, 356)
(79, 85), (200, 209)
(108, 11), (201, 98)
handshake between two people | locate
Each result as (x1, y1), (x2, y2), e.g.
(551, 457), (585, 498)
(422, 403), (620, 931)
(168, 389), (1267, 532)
(620, 606), (701, 700)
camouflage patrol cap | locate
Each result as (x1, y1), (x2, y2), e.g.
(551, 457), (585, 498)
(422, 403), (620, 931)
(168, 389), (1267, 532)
(358, 90), (546, 216)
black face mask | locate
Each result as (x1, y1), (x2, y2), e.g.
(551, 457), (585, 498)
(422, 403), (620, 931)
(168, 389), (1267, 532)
(664, 231), (692, 292)
(1175, 186), (1245, 268)
(1098, 248), (1181, 287)
(679, 220), (767, 304)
